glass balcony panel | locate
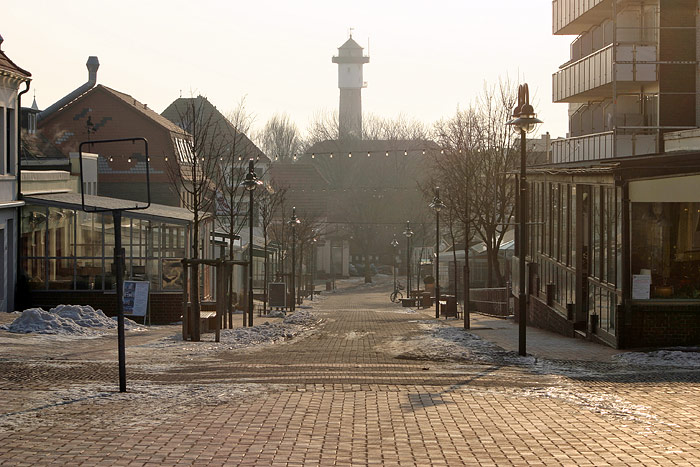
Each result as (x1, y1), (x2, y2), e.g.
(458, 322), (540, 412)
(552, 132), (657, 163)
(553, 44), (656, 102)
(553, 0), (610, 35)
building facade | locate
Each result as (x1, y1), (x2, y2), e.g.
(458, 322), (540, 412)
(519, 0), (700, 348)
(0, 36), (31, 313)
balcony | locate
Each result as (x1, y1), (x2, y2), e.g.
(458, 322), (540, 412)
(553, 44), (657, 103)
(551, 131), (658, 163)
(553, 0), (612, 35)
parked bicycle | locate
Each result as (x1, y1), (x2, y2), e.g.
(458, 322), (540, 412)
(390, 282), (405, 303)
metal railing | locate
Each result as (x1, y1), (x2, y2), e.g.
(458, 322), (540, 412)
(551, 131), (658, 163)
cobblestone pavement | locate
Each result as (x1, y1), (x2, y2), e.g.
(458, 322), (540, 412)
(1, 279), (699, 465)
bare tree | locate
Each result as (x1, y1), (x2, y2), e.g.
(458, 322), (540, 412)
(165, 95), (223, 339)
(257, 113), (302, 161)
(215, 97), (261, 259)
(257, 181), (286, 313)
(433, 79), (518, 287)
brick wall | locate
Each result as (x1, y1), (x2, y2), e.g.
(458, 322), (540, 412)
(620, 303), (700, 348)
(514, 294), (575, 338)
(470, 288), (510, 317)
(26, 290), (183, 324)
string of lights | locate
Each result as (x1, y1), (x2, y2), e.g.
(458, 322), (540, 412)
(98, 148), (445, 163)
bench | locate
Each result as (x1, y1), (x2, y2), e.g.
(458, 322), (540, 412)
(400, 298), (418, 307)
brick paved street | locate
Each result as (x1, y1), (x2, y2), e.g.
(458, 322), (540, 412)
(1, 278), (699, 465)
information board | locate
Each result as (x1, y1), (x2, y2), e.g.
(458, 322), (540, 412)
(268, 282), (286, 308)
(123, 281), (150, 317)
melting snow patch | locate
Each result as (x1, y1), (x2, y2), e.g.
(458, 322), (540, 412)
(147, 309), (321, 353)
(613, 349), (700, 368)
(2, 305), (143, 336)
(382, 322), (525, 363)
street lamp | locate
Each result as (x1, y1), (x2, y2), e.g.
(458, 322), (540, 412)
(507, 83), (542, 356)
(241, 158), (263, 327)
(391, 235), (399, 293)
(288, 207), (301, 312)
(403, 221), (414, 301)
(429, 187), (446, 319)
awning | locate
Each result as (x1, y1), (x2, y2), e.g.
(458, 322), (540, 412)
(629, 174), (700, 202)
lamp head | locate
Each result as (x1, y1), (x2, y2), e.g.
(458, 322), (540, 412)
(403, 220), (414, 238)
(288, 206), (301, 226)
(241, 158), (263, 191)
(508, 83), (543, 134)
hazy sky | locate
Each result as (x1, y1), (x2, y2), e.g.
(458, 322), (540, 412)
(4, 0), (572, 140)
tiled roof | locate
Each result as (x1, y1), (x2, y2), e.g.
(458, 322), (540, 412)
(21, 129), (66, 162)
(268, 162), (330, 216)
(99, 85), (186, 135)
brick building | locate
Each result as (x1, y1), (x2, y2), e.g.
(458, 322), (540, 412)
(38, 83), (189, 207)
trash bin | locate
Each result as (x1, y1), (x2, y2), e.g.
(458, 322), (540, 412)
(326, 281), (332, 291)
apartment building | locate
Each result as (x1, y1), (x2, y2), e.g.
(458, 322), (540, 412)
(517, 1), (700, 349)
(551, 0), (696, 162)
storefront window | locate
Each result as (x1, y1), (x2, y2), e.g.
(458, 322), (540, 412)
(632, 202), (700, 299)
(21, 204), (187, 292)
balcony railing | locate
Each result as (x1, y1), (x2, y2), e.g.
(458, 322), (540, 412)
(553, 0), (611, 35)
(551, 131), (657, 163)
(553, 44), (657, 103)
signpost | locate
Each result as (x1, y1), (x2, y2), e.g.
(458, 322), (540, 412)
(79, 137), (151, 393)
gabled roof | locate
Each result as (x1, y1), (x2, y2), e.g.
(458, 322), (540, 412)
(161, 95), (270, 163)
(98, 85), (186, 135)
(0, 43), (31, 79)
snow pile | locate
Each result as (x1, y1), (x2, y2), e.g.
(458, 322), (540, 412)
(2, 305), (143, 336)
(216, 310), (320, 349)
(613, 349), (700, 368)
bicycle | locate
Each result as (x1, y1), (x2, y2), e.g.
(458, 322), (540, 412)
(390, 282), (405, 303)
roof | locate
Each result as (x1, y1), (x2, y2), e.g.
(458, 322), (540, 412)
(21, 129), (67, 162)
(268, 161), (331, 187)
(161, 96), (270, 163)
(0, 42), (31, 79)
(23, 192), (194, 224)
(98, 85), (186, 135)
(339, 37), (363, 50)
(268, 162), (330, 216)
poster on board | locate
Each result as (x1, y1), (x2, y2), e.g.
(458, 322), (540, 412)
(123, 281), (150, 317)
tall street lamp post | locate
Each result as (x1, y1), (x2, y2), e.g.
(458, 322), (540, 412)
(403, 221), (414, 301)
(391, 235), (399, 293)
(241, 158), (262, 327)
(288, 207), (301, 312)
(507, 83), (542, 356)
(429, 187), (446, 319)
